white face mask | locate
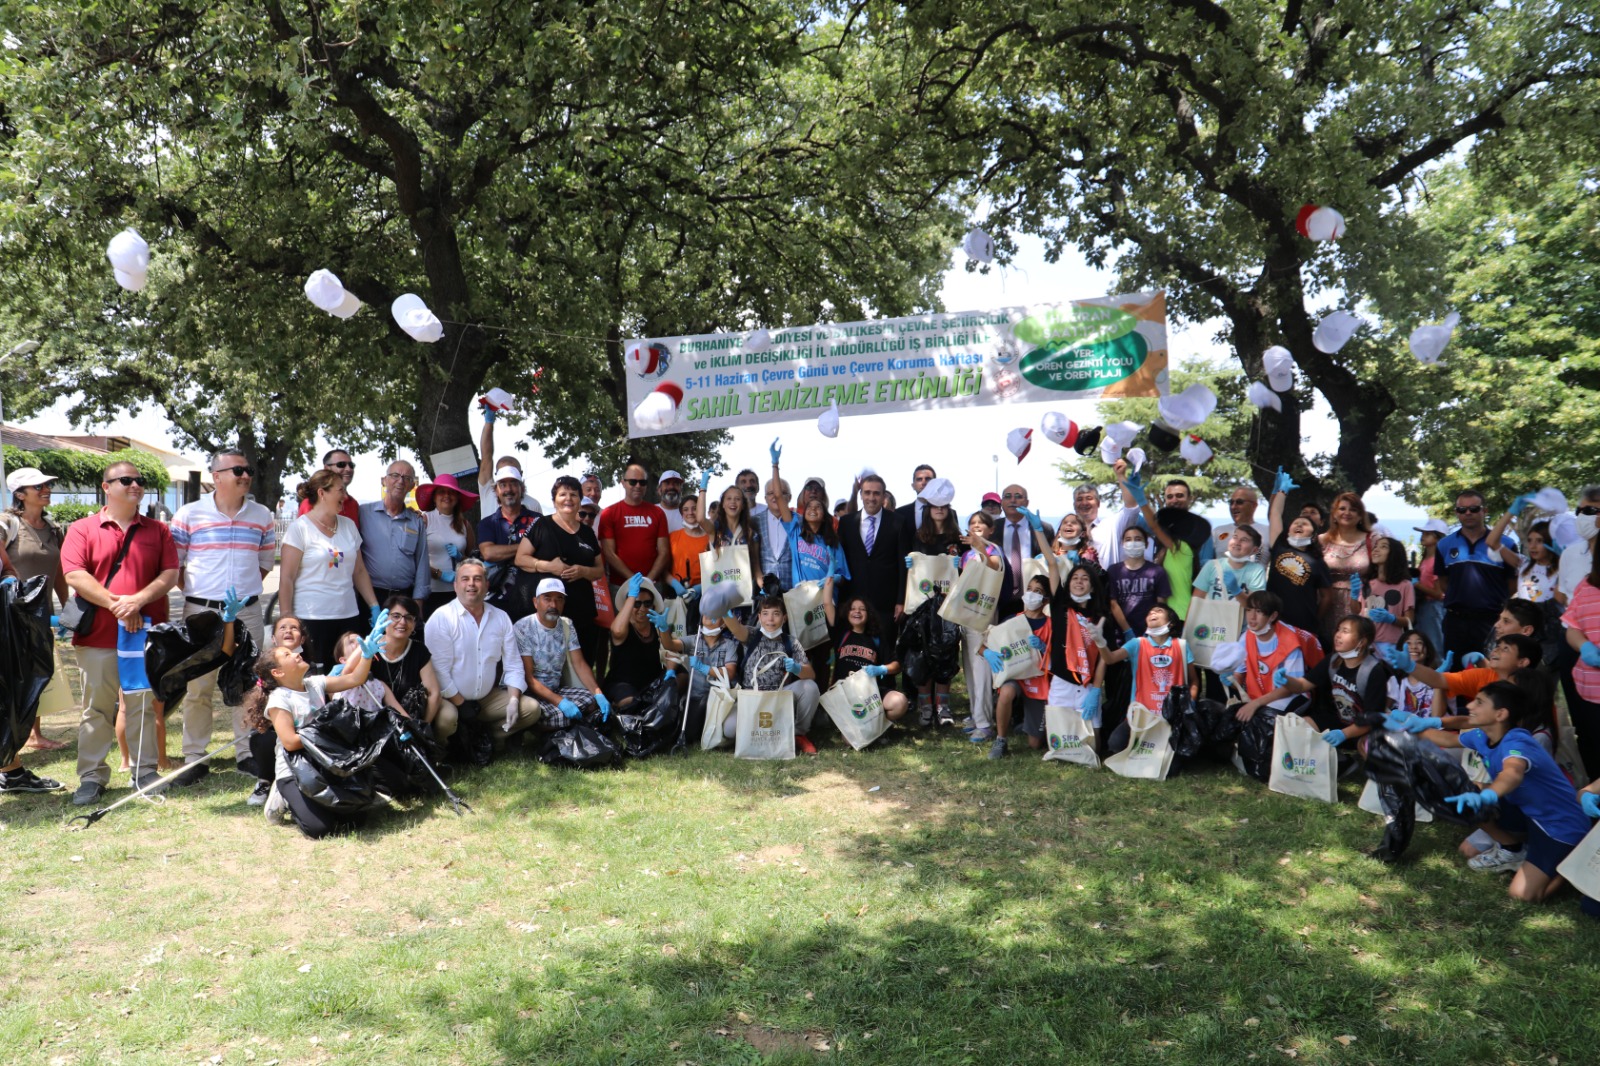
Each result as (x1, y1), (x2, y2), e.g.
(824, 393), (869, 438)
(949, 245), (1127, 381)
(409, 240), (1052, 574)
(1022, 591), (1046, 611)
(1337, 647), (1364, 661)
(1288, 536), (1313, 549)
(1123, 541), (1146, 560)
(699, 624), (723, 638)
(1580, 514), (1599, 541)
(1069, 590), (1091, 604)
(1227, 550), (1254, 563)
(759, 624), (785, 640)
(1146, 624), (1169, 639)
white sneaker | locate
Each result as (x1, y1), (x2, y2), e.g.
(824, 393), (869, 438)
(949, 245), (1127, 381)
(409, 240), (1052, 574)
(262, 781), (290, 824)
(1467, 843), (1525, 873)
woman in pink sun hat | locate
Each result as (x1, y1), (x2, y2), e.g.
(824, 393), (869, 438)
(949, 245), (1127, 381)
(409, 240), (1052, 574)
(416, 473), (480, 619)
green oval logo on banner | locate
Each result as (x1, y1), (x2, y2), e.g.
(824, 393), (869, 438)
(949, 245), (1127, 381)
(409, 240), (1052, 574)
(1014, 306), (1147, 392)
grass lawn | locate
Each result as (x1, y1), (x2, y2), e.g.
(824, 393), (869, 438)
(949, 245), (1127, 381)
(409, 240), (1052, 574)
(3, 669), (1599, 1066)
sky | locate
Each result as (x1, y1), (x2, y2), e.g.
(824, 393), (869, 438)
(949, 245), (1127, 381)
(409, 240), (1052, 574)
(6, 235), (1428, 531)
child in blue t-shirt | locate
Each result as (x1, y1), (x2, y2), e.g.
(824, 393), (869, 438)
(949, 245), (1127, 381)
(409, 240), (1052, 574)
(1411, 681), (1595, 908)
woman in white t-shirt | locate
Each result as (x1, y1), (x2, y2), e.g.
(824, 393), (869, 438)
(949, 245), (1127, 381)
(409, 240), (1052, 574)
(416, 474), (480, 618)
(279, 469), (380, 669)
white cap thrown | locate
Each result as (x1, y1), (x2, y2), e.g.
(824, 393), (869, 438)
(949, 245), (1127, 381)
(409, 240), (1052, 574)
(1312, 310), (1363, 354)
(962, 227), (994, 263)
(392, 293), (444, 343)
(743, 328), (772, 353)
(1247, 381), (1282, 413)
(1296, 204), (1346, 242)
(1006, 427), (1032, 462)
(634, 383), (684, 431)
(1409, 312), (1460, 365)
(536, 578), (567, 598)
(107, 228), (149, 291)
(1262, 346), (1296, 392)
(481, 387), (516, 412)
(305, 269), (348, 313)
(1179, 434), (1213, 467)
(1533, 488), (1568, 514)
(817, 399), (841, 438)
(1105, 421), (1141, 449)
(1040, 411), (1077, 447)
(1550, 512), (1580, 550)
(1099, 437), (1122, 465)
(1208, 641), (1245, 676)
(1158, 384), (1216, 431)
(1126, 447), (1147, 473)
(918, 477), (956, 507)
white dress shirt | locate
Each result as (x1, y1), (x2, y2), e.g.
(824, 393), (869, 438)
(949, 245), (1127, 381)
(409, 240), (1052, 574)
(423, 597), (525, 700)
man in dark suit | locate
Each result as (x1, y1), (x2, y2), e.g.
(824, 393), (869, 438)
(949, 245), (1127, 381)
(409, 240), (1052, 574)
(894, 464), (936, 544)
(839, 474), (905, 648)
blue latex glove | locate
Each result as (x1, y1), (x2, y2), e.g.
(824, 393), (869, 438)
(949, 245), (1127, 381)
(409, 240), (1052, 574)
(445, 543), (462, 562)
(689, 656), (711, 677)
(982, 649), (1004, 673)
(1271, 665), (1290, 689)
(1272, 466), (1298, 496)
(558, 697), (582, 720)
(1509, 493), (1535, 517)
(1462, 652), (1487, 667)
(864, 664), (889, 678)
(1446, 788), (1499, 816)
(329, 663), (345, 676)
(668, 576), (687, 597)
(1582, 792), (1600, 820)
(480, 402), (497, 424)
(626, 573), (644, 600)
(1081, 687), (1102, 725)
(440, 568), (456, 583)
(683, 584), (702, 605)
(905, 554), (915, 570)
(221, 586), (246, 624)
(782, 657), (803, 676)
(1348, 574), (1362, 600)
(1322, 728), (1346, 747)
(593, 693), (610, 722)
(1367, 607), (1396, 625)
(698, 471), (712, 494)
(1017, 506), (1044, 533)
(1066, 550), (1080, 567)
(1405, 715), (1443, 734)
(769, 438), (782, 465)
(1125, 470), (1148, 508)
(359, 609), (390, 657)
(647, 609), (671, 632)
(663, 668), (676, 681)
(368, 603), (382, 628)
(1439, 651), (1455, 673)
(1027, 634), (1046, 651)
(1581, 642), (1600, 669)
(1221, 568), (1242, 597)
(1380, 645), (1416, 675)
(1385, 710), (1417, 731)
(0, 576), (16, 588)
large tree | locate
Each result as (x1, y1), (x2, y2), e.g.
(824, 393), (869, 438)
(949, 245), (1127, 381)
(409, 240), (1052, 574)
(899, 0), (1599, 497)
(0, 1), (961, 492)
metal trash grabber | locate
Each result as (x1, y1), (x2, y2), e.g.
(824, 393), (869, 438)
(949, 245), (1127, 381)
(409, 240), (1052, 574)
(396, 726), (472, 816)
(671, 630), (704, 756)
(68, 736), (239, 830)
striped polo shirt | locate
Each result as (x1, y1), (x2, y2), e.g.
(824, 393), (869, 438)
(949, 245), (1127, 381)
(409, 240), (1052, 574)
(170, 493), (277, 599)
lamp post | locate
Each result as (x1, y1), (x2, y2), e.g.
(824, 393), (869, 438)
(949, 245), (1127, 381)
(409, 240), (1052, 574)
(991, 454), (998, 492)
(0, 339), (43, 493)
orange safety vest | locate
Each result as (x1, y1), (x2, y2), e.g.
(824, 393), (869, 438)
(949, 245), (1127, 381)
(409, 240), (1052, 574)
(1020, 616), (1055, 701)
(1133, 636), (1187, 709)
(1243, 624), (1304, 702)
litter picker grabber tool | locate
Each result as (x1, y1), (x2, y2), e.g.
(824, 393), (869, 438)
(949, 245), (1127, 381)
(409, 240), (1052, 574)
(397, 727), (472, 816)
(671, 631), (704, 756)
(68, 736), (239, 830)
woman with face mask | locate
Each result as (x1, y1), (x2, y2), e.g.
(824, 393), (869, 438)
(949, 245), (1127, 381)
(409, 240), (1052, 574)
(1104, 527), (1170, 641)
(985, 575), (1058, 759)
(682, 607), (742, 745)
(1265, 468), (1335, 643)
(1038, 563), (1116, 747)
(1054, 514), (1098, 568)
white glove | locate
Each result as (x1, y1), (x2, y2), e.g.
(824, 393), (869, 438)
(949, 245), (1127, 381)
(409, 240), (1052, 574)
(504, 693), (521, 733)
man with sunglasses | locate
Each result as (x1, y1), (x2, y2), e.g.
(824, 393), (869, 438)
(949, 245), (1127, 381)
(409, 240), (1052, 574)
(60, 460), (180, 806)
(599, 463), (671, 589)
(297, 449), (360, 521)
(1437, 489), (1515, 668)
(168, 448), (277, 787)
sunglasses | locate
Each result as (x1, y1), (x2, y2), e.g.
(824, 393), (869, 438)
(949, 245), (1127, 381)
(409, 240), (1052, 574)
(214, 465), (255, 478)
(624, 478), (649, 486)
(1580, 506), (1600, 517)
(329, 461), (355, 470)
(579, 511), (597, 519)
(1455, 505), (1483, 514)
(107, 476), (147, 487)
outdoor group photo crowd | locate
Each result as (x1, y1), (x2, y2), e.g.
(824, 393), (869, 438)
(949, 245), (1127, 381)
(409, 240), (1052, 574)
(4, 404), (1600, 921)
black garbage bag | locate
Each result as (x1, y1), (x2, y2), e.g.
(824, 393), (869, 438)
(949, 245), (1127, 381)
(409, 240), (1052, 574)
(1228, 706), (1278, 782)
(1363, 721), (1476, 826)
(539, 717), (622, 769)
(282, 698), (399, 813)
(145, 610), (260, 716)
(896, 594), (963, 687)
(0, 576), (54, 767)
(616, 675), (679, 759)
(1160, 690), (1233, 763)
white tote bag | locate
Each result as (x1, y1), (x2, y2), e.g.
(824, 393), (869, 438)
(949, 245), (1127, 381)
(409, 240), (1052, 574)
(1023, 555), (1053, 590)
(1268, 713), (1338, 803)
(783, 580), (830, 651)
(700, 679), (736, 751)
(984, 614), (1045, 689)
(658, 598), (688, 667)
(699, 544), (754, 608)
(938, 557), (1003, 632)
(820, 668), (890, 751)
(1042, 705), (1100, 768)
(904, 554), (959, 614)
(1184, 595), (1243, 671)
(735, 688), (795, 760)
(1556, 822), (1600, 901)
(1461, 748), (1492, 786)
(1357, 779), (1434, 822)
(1104, 702), (1174, 780)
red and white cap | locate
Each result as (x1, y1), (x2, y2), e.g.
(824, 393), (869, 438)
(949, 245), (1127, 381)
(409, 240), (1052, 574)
(1006, 427), (1032, 462)
(634, 382), (684, 431)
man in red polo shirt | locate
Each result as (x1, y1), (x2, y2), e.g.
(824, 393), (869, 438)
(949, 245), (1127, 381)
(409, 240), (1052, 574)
(61, 460), (180, 806)
(598, 462), (671, 586)
(296, 448), (360, 522)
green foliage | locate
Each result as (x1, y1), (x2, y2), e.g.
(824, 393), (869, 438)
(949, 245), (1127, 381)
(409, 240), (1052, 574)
(45, 501), (98, 524)
(1052, 360), (1262, 507)
(2, 444), (169, 493)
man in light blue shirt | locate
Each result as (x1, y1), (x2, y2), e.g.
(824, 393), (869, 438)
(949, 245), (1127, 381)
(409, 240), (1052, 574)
(358, 460), (430, 605)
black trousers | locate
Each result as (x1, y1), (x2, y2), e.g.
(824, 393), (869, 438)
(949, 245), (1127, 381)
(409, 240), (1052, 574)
(1441, 608), (1498, 670)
